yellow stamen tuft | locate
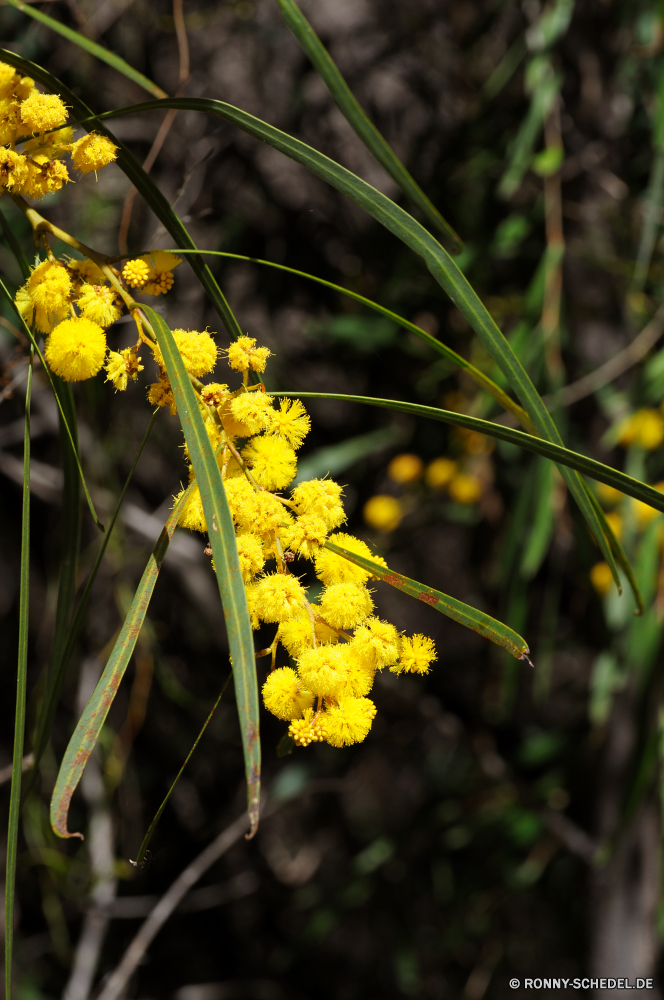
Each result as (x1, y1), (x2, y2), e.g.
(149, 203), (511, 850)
(44, 317), (107, 382)
(123, 259), (150, 288)
(20, 90), (68, 133)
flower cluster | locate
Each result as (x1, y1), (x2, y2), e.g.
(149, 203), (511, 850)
(171, 339), (437, 749)
(0, 61), (118, 199)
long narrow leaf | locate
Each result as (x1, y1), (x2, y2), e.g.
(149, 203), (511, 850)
(143, 305), (261, 835)
(274, 0), (462, 252)
(79, 95), (622, 582)
(2, 2), (166, 99)
(272, 391), (664, 514)
(5, 348), (32, 997)
(324, 541), (530, 661)
(50, 488), (189, 839)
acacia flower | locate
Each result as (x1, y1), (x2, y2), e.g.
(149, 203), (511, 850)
(350, 618), (401, 670)
(318, 582), (373, 629)
(363, 494), (402, 532)
(77, 283), (122, 327)
(140, 250), (181, 296)
(71, 133), (118, 173)
(278, 612), (338, 657)
(252, 573), (306, 623)
(229, 391), (276, 435)
(20, 90), (68, 132)
(16, 259), (71, 334)
(105, 348), (143, 392)
(291, 478), (345, 530)
(313, 533), (385, 586)
(0, 149), (28, 191)
(289, 709), (325, 747)
(269, 398), (311, 448)
(236, 532), (265, 582)
(227, 335), (271, 373)
(122, 259), (150, 288)
(45, 317), (107, 382)
(322, 697), (377, 747)
(297, 645), (350, 699)
(391, 634), (437, 675)
(262, 667), (314, 721)
(242, 435), (297, 491)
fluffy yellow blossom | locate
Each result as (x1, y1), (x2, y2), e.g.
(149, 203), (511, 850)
(318, 582), (373, 629)
(68, 258), (108, 286)
(156, 328), (217, 378)
(0, 97), (20, 145)
(388, 453), (423, 484)
(278, 612), (338, 657)
(20, 90), (68, 133)
(282, 513), (328, 559)
(16, 259), (71, 334)
(297, 645), (350, 698)
(227, 335), (271, 373)
(262, 667), (314, 721)
(45, 317), (107, 382)
(289, 708), (325, 747)
(71, 133), (118, 173)
(590, 561), (613, 597)
(291, 478), (345, 530)
(21, 155), (70, 198)
(242, 435), (297, 491)
(363, 495), (402, 532)
(252, 573), (306, 623)
(105, 348), (143, 392)
(236, 532), (265, 582)
(201, 383), (231, 409)
(0, 149), (28, 191)
(350, 618), (400, 670)
(322, 697), (377, 747)
(229, 391), (276, 435)
(617, 409), (664, 450)
(23, 126), (74, 157)
(122, 259), (150, 288)
(391, 634), (437, 675)
(174, 483), (206, 533)
(448, 473), (483, 505)
(343, 652), (376, 698)
(269, 398), (311, 448)
(0, 62), (15, 94)
(147, 377), (176, 414)
(425, 457), (457, 490)
(229, 482), (292, 535)
(140, 250), (181, 296)
(76, 283), (122, 327)
(314, 533), (385, 586)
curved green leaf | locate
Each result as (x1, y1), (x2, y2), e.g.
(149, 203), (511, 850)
(50, 489), (189, 839)
(273, 391), (664, 515)
(142, 305), (261, 836)
(274, 0), (462, 252)
(2, 2), (167, 99)
(324, 541), (530, 661)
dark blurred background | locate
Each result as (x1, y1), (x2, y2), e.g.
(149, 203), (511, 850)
(0, 0), (663, 997)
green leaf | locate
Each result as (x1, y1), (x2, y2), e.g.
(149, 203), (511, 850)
(0, 203), (30, 279)
(142, 305), (261, 835)
(2, 1), (166, 99)
(5, 349), (32, 998)
(274, 0), (462, 252)
(272, 391), (664, 516)
(294, 426), (407, 485)
(50, 488), (189, 839)
(324, 541), (530, 661)
(0, 51), (243, 342)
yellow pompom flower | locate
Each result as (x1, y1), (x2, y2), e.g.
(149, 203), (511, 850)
(448, 473), (483, 505)
(157, 328), (217, 377)
(363, 495), (402, 532)
(252, 573), (306, 623)
(16, 259), (71, 334)
(174, 483), (206, 533)
(590, 561), (614, 597)
(0, 62), (16, 95)
(262, 667), (314, 721)
(20, 90), (68, 132)
(242, 435), (297, 491)
(269, 398), (311, 449)
(318, 582), (373, 629)
(282, 513), (328, 559)
(227, 335), (272, 373)
(291, 478), (345, 530)
(350, 617), (400, 670)
(141, 250), (182, 296)
(20, 155), (70, 198)
(388, 453), (423, 484)
(105, 348), (143, 392)
(68, 258), (108, 286)
(201, 383), (231, 409)
(425, 457), (457, 490)
(297, 645), (350, 698)
(236, 532), (265, 582)
(229, 391), (276, 435)
(0, 149), (28, 191)
(45, 317), (107, 382)
(0, 97), (20, 145)
(222, 476), (257, 522)
(322, 696), (377, 747)
(14, 76), (35, 103)
(70, 132), (118, 173)
(314, 533), (386, 586)
(343, 652), (376, 698)
(147, 377), (176, 414)
(289, 708), (325, 747)
(76, 283), (122, 327)
(229, 483), (292, 535)
(617, 409), (664, 450)
(122, 259), (151, 288)
(391, 634), (437, 675)
(278, 612), (338, 657)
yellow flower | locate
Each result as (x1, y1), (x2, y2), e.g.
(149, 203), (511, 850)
(314, 533), (386, 586)
(318, 582), (373, 629)
(278, 611), (338, 656)
(617, 409), (664, 450)
(68, 258), (108, 286)
(21, 155), (70, 198)
(45, 317), (107, 381)
(20, 90), (68, 133)
(596, 483), (623, 507)
(156, 328), (217, 378)
(0, 62), (16, 95)
(604, 511), (623, 540)
(291, 478), (346, 530)
(105, 348), (143, 391)
(140, 250), (182, 296)
(16, 259), (71, 334)
(590, 561), (613, 597)
(343, 651), (376, 698)
(350, 617), (400, 670)
(242, 435), (297, 491)
(14, 77), (35, 103)
(363, 495), (402, 532)
(448, 473), (483, 505)
(630, 485), (664, 530)
(70, 132), (118, 173)
(425, 457), (457, 490)
(76, 283), (122, 327)
(0, 149), (28, 191)
(388, 453), (423, 484)
(252, 572), (306, 623)
(262, 667), (314, 721)
(228, 480), (292, 535)
(289, 708), (325, 747)
(0, 97), (20, 145)
(147, 377), (176, 414)
(229, 391), (276, 435)
(227, 335), (271, 373)
(297, 645), (350, 698)
(122, 259), (150, 288)
(23, 125), (74, 156)
(269, 398), (311, 449)
(236, 532), (265, 582)
(281, 513), (328, 560)
(322, 696), (377, 747)
(201, 383), (231, 409)
(174, 483), (206, 533)
(391, 634), (436, 675)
